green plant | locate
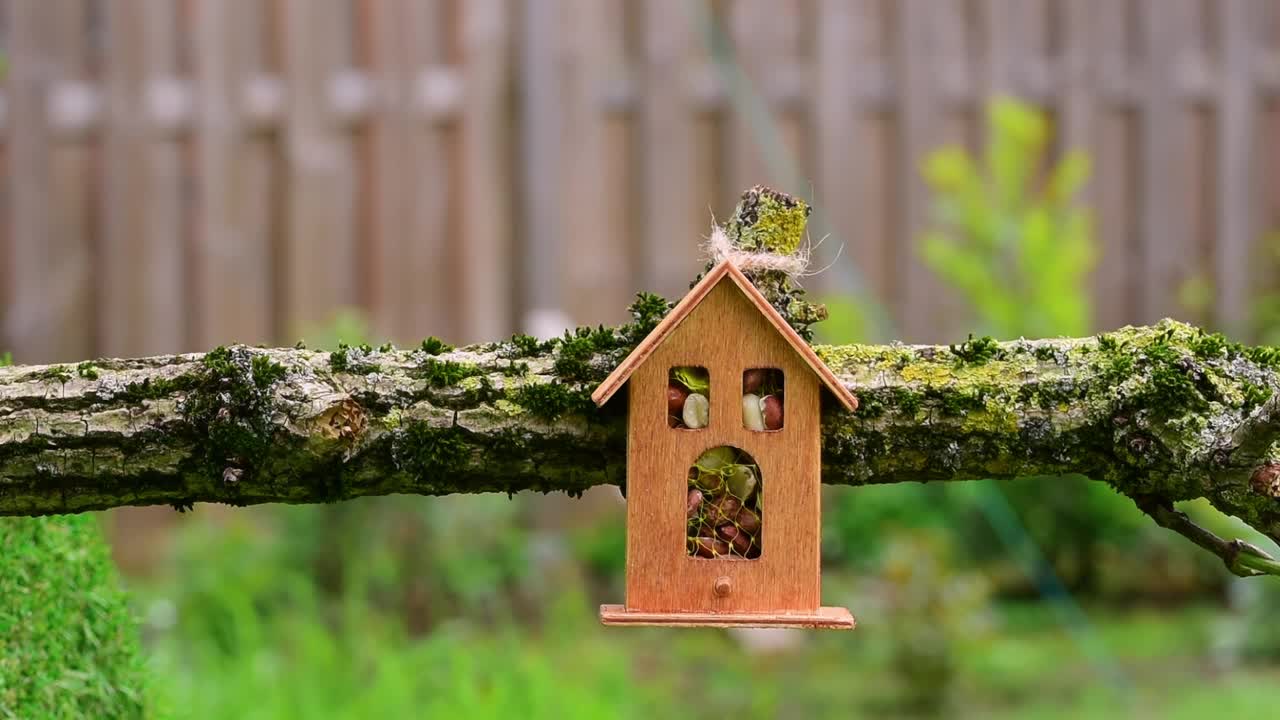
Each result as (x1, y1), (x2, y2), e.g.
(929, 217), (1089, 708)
(144, 507), (671, 720)
(0, 515), (153, 718)
(920, 97), (1095, 339)
(914, 99), (1168, 593)
(880, 531), (992, 716)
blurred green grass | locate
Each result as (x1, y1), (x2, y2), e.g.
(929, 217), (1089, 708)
(125, 496), (1280, 720)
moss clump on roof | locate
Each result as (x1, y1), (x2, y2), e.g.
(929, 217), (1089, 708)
(726, 185), (810, 255)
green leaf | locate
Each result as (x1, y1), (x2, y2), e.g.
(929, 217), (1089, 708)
(671, 366), (709, 394)
(923, 146), (975, 192)
(990, 96), (1047, 149)
(1046, 150), (1091, 202)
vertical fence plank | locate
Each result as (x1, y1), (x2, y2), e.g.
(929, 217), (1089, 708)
(47, 2), (95, 361)
(401, 2), (456, 343)
(895, 0), (973, 341)
(519, 0), (565, 334)
(812, 0), (853, 289)
(640, 0), (703, 299)
(725, 0), (806, 210)
(559, 0), (634, 327)
(101, 0), (186, 357)
(1093, 0), (1136, 331)
(984, 0), (1015, 95)
(1259, 2), (1280, 302)
(1173, 1), (1213, 330)
(1215, 0), (1256, 331)
(3, 1), (47, 359)
(988, 0), (1049, 99)
(813, 0), (883, 302)
(1059, 0), (1108, 331)
(457, 0), (513, 343)
(1059, 0), (1099, 300)
(5, 3), (94, 363)
(364, 0), (453, 343)
(281, 0), (356, 339)
(0, 0), (6, 357)
(360, 0), (406, 343)
(1137, 0), (1193, 323)
(894, 0), (938, 342)
(934, 0), (975, 337)
(194, 0), (274, 348)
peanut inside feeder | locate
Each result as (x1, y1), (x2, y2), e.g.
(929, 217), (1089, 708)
(686, 446), (762, 560)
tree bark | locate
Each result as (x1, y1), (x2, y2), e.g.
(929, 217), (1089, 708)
(2, 323), (1278, 542)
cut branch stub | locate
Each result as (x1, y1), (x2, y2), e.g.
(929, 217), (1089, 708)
(1253, 463), (1280, 499)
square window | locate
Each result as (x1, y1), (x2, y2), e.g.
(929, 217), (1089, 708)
(668, 367), (709, 430)
(742, 368), (784, 431)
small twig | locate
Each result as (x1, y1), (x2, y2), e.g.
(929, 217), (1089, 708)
(1231, 392), (1280, 464)
(1132, 494), (1280, 578)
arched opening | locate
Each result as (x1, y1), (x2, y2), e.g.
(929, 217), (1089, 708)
(686, 446), (762, 559)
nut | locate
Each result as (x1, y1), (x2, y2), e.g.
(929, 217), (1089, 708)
(667, 383), (690, 416)
(682, 392), (709, 429)
(706, 495), (742, 525)
(733, 506), (761, 534)
(687, 488), (704, 519)
(718, 524), (752, 555)
(761, 394), (783, 430)
(724, 464), (758, 501)
(690, 536), (731, 558)
(742, 393), (765, 431)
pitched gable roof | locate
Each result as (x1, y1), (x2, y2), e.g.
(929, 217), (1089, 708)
(591, 260), (858, 412)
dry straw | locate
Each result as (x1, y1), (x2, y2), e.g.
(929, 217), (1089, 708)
(703, 223), (840, 283)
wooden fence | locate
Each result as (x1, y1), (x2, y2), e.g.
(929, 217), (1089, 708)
(2, 0), (1280, 365)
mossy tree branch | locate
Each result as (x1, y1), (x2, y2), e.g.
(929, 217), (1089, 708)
(1, 186), (1279, 578)
(2, 322), (1278, 552)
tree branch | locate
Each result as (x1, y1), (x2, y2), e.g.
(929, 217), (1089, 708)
(1131, 494), (1280, 578)
(2, 322), (1279, 551)
(2, 186), (1279, 576)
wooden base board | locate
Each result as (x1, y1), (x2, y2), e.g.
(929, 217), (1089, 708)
(599, 605), (855, 630)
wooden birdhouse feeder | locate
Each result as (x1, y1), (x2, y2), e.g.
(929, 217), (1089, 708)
(592, 260), (858, 629)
